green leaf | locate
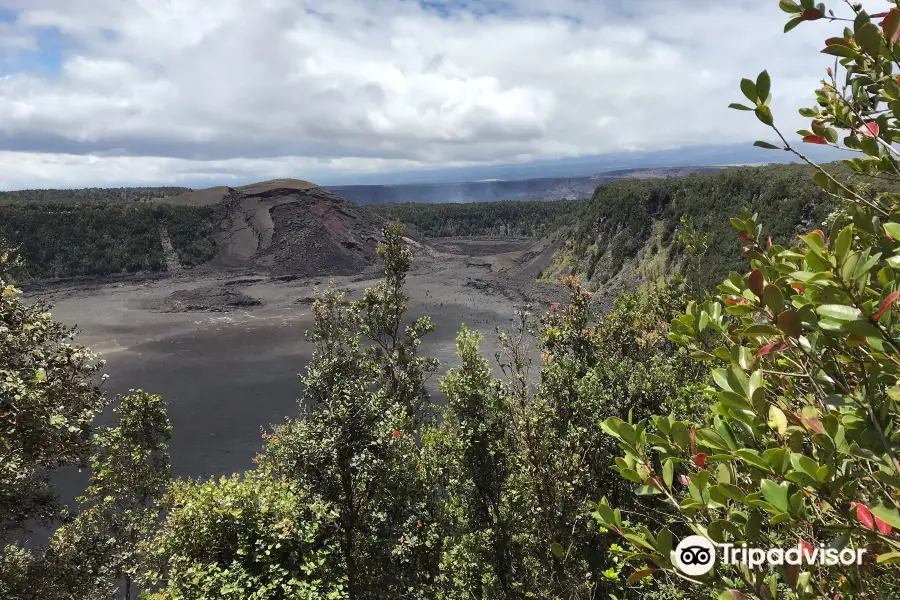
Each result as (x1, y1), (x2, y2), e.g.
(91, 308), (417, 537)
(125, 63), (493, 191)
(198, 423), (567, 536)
(884, 222), (900, 240)
(834, 224), (852, 263)
(730, 103), (754, 111)
(877, 551), (900, 565)
(753, 141), (781, 149)
(755, 105), (774, 126)
(741, 78), (758, 103)
(735, 449), (772, 472)
(763, 284), (784, 312)
(856, 22), (883, 55)
(785, 16), (804, 32)
(871, 503), (900, 529)
(760, 479), (791, 513)
(816, 304), (862, 321)
(744, 324), (781, 336)
(779, 0), (800, 13)
(663, 459), (674, 489)
(756, 71), (771, 105)
(821, 45), (859, 58)
(769, 406), (788, 435)
(551, 542), (565, 560)
(657, 527), (674, 556)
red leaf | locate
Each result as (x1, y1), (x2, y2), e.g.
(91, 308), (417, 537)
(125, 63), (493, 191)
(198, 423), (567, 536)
(800, 538), (814, 558)
(678, 474), (690, 486)
(791, 284), (807, 293)
(857, 121), (880, 138)
(626, 568), (659, 583)
(856, 503), (876, 531)
(873, 12), (892, 18)
(767, 236), (773, 249)
(874, 292), (900, 320)
(803, 416), (825, 435)
(811, 229), (826, 247)
(881, 9), (900, 43)
(694, 453), (708, 468)
(876, 517), (893, 536)
(758, 343), (789, 357)
(749, 269), (765, 298)
(803, 135), (828, 145)
(787, 563), (799, 587)
(689, 426), (697, 456)
(802, 8), (823, 20)
(738, 232), (751, 242)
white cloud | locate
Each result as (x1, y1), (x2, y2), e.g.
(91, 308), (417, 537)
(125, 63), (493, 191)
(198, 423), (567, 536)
(0, 0), (890, 188)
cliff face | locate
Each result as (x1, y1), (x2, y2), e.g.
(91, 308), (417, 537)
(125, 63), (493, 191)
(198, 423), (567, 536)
(164, 179), (387, 277)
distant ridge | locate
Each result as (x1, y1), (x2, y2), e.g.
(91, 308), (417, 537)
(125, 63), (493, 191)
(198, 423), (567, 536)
(163, 178), (318, 206)
(326, 166), (722, 206)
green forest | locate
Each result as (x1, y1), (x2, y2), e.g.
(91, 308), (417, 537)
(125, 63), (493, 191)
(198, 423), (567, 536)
(562, 164), (843, 289)
(7, 3), (900, 599)
(0, 201), (217, 279)
(371, 199), (580, 238)
(0, 187), (191, 203)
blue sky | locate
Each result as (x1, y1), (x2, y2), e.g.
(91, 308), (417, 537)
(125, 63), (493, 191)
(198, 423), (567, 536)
(0, 0), (880, 189)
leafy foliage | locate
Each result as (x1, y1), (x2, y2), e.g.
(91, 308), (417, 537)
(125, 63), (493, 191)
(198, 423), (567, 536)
(0, 187), (191, 203)
(0, 248), (107, 536)
(0, 201), (217, 279)
(596, 2), (900, 598)
(562, 165), (843, 290)
(426, 278), (706, 599)
(142, 471), (343, 600)
(0, 246), (171, 600)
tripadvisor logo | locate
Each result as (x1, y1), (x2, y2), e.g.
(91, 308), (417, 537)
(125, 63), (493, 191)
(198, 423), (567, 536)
(673, 535), (866, 576)
(674, 535), (716, 576)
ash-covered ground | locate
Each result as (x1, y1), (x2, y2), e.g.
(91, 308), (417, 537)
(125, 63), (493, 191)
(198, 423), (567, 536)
(34, 237), (565, 484)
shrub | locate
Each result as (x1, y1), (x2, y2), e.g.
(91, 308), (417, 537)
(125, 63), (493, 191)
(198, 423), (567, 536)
(595, 3), (900, 598)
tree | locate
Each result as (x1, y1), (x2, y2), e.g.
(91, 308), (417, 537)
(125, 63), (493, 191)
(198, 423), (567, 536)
(49, 390), (171, 600)
(0, 244), (171, 600)
(144, 223), (440, 600)
(0, 246), (106, 539)
(596, 2), (900, 598)
(425, 276), (704, 600)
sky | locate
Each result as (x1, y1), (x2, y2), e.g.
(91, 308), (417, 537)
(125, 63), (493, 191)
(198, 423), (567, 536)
(0, 0), (882, 189)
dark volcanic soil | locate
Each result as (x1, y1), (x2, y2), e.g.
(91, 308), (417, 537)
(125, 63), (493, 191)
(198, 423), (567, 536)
(37, 237), (565, 489)
(147, 283), (263, 312)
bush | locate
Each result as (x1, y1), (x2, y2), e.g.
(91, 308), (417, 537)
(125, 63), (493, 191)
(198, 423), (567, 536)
(595, 3), (900, 598)
(0, 247), (171, 599)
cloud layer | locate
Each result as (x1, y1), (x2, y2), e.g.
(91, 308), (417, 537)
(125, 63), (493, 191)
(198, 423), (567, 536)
(0, 0), (882, 188)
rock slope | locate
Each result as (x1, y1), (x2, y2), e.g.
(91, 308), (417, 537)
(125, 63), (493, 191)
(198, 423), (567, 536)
(164, 179), (386, 277)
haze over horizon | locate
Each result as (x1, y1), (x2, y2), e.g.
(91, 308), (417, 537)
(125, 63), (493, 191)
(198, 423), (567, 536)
(0, 0), (865, 190)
